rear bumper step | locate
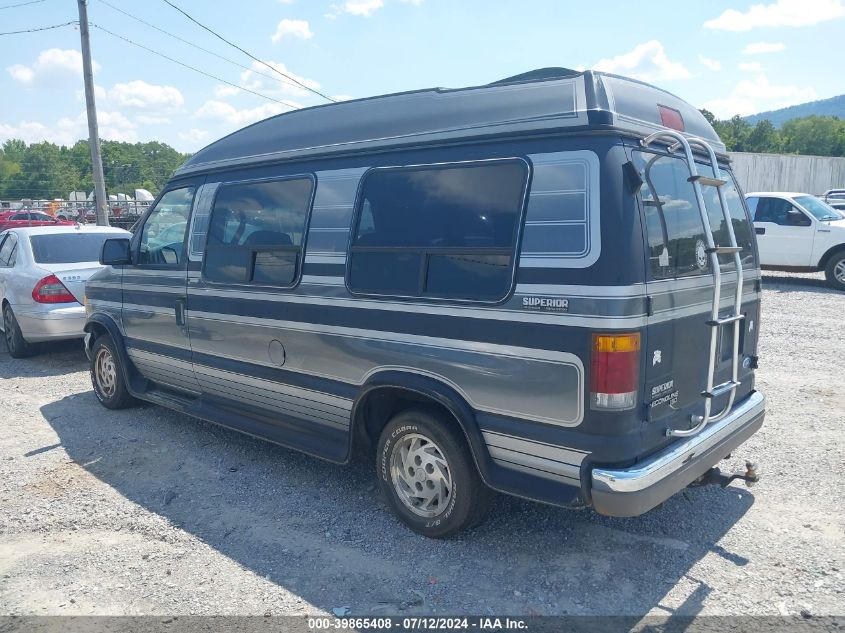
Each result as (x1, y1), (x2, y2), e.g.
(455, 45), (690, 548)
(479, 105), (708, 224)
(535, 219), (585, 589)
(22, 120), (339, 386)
(702, 380), (742, 398)
(589, 390), (765, 517)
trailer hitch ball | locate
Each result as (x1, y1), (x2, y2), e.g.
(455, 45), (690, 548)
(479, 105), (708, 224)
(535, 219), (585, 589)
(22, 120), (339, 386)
(744, 461), (759, 487)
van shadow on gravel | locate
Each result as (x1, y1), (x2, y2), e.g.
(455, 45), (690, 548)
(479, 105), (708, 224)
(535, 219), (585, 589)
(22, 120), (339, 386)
(40, 391), (754, 616)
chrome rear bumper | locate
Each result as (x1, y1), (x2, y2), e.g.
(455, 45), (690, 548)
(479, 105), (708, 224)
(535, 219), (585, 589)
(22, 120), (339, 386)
(590, 390), (765, 517)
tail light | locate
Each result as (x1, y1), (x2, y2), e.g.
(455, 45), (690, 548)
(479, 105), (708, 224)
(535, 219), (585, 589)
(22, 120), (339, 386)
(590, 332), (640, 410)
(32, 275), (76, 304)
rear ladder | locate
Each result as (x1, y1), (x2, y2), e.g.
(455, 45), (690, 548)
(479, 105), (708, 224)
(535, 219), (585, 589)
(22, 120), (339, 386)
(640, 131), (744, 438)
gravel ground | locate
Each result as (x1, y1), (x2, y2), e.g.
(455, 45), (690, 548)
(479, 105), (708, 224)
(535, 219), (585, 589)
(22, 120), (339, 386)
(0, 270), (843, 617)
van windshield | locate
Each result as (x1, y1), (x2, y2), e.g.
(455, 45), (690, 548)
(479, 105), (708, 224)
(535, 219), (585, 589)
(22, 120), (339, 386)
(635, 152), (756, 280)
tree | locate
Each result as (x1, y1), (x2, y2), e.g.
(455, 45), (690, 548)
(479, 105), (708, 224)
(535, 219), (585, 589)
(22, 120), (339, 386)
(699, 110), (845, 157)
(0, 138), (190, 200)
(746, 120), (780, 153)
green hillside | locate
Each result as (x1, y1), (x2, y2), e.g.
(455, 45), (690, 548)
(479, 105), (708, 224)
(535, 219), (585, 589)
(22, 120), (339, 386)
(746, 94), (845, 127)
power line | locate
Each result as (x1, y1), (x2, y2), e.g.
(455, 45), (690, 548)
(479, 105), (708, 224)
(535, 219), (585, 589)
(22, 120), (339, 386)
(161, 0), (336, 103)
(0, 20), (76, 35)
(95, 0), (303, 94)
(91, 23), (300, 109)
(0, 0), (47, 9)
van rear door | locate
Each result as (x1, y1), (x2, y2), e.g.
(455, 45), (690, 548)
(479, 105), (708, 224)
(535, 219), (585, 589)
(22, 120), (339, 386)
(633, 150), (760, 438)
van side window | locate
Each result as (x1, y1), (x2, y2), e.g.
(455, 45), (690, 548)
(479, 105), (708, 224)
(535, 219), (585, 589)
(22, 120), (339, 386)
(204, 177), (313, 287)
(635, 152), (756, 279)
(348, 161), (527, 301)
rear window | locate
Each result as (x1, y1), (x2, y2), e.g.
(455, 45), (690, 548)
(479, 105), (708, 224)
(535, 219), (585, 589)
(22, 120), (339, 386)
(635, 152), (756, 280)
(30, 233), (118, 264)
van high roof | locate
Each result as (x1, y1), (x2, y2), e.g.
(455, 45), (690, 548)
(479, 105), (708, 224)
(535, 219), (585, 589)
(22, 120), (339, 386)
(176, 68), (724, 177)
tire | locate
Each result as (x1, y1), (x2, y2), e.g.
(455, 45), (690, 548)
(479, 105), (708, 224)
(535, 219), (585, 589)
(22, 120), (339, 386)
(3, 305), (35, 358)
(90, 334), (136, 409)
(376, 408), (492, 538)
(824, 250), (845, 291)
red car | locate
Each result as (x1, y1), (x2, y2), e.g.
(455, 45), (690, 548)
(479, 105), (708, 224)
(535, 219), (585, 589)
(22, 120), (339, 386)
(0, 211), (75, 232)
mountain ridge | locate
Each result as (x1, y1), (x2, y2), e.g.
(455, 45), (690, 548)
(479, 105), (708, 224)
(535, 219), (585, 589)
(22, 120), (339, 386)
(744, 94), (845, 127)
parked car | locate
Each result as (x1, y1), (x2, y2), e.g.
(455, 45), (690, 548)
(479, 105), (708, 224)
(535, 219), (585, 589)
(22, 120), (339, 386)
(0, 211), (75, 232)
(746, 192), (845, 290)
(822, 189), (845, 213)
(0, 225), (131, 357)
(84, 68), (765, 537)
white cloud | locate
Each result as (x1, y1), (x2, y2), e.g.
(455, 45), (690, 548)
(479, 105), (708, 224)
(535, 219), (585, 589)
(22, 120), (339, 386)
(0, 110), (137, 146)
(739, 61), (764, 71)
(109, 80), (184, 109)
(237, 59), (321, 99)
(178, 128), (210, 145)
(326, 0), (383, 18)
(593, 40), (690, 81)
(193, 100), (297, 126)
(742, 41), (786, 54)
(271, 19), (313, 43)
(7, 48), (100, 85)
(698, 55), (722, 71)
(704, 0), (845, 31)
(400, 0), (425, 4)
(7, 64), (34, 84)
(136, 114), (172, 125)
(701, 74), (817, 117)
(331, 94), (355, 101)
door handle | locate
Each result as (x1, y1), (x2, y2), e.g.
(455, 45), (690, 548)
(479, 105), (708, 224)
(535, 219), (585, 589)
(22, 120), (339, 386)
(175, 299), (186, 327)
(755, 227), (765, 235)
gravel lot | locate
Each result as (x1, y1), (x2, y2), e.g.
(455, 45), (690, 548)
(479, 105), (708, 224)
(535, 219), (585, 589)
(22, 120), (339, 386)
(1, 271), (843, 617)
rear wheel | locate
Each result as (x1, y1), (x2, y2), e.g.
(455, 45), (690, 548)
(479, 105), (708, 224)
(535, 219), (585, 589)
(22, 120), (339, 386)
(3, 305), (35, 358)
(90, 334), (136, 409)
(824, 251), (845, 291)
(376, 408), (492, 538)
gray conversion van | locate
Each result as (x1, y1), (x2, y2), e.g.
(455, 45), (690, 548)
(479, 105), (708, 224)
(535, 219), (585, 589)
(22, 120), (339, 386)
(84, 68), (765, 537)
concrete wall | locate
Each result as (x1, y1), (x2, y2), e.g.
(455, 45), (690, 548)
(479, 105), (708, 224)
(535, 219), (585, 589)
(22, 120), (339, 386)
(729, 152), (845, 195)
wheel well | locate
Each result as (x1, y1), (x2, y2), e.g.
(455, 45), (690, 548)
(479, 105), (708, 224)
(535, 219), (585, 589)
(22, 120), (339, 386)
(818, 244), (845, 270)
(352, 386), (466, 454)
(84, 320), (109, 341)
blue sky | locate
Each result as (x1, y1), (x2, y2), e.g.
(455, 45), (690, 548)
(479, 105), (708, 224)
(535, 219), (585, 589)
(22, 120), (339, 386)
(1, 0), (843, 153)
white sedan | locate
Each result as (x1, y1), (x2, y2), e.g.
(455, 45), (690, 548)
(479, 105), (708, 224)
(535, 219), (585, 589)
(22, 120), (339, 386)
(0, 224), (131, 357)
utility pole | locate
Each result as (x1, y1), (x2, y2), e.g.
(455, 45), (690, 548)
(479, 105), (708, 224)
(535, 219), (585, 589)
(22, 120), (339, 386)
(76, 0), (109, 226)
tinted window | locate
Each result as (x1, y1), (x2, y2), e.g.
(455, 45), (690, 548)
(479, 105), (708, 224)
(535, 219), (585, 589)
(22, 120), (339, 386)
(754, 197), (810, 226)
(636, 152), (756, 279)
(138, 187), (195, 266)
(30, 212), (55, 222)
(30, 233), (121, 264)
(349, 161), (527, 300)
(204, 177), (313, 286)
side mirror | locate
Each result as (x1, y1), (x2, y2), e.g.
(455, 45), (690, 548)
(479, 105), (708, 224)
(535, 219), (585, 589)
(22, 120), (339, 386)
(100, 237), (132, 266)
(787, 209), (810, 227)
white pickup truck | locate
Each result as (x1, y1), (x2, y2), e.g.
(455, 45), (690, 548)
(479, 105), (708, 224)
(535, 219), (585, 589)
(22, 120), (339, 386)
(746, 192), (845, 290)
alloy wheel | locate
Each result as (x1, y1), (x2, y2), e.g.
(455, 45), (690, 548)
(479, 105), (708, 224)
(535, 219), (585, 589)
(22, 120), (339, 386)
(389, 432), (453, 518)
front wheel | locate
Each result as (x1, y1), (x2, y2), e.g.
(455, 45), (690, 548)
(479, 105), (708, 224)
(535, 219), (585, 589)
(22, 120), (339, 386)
(3, 305), (35, 358)
(376, 409), (492, 538)
(90, 334), (136, 409)
(824, 251), (845, 291)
